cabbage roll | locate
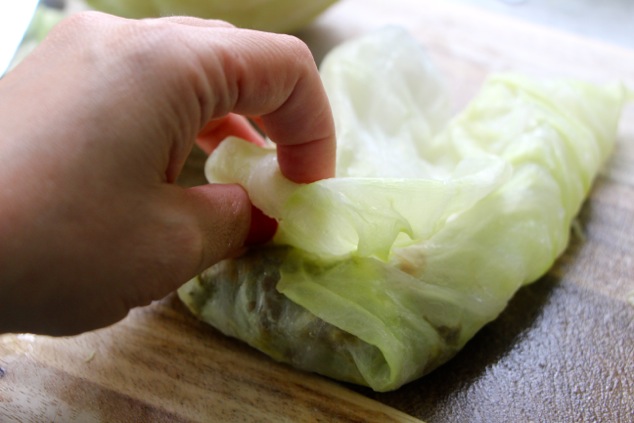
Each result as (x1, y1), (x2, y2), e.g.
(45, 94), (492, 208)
(178, 28), (630, 391)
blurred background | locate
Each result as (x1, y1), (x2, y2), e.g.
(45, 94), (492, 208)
(453, 0), (633, 49)
(49, 0), (633, 50)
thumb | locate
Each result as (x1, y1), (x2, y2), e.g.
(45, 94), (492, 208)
(151, 183), (277, 301)
(179, 184), (252, 275)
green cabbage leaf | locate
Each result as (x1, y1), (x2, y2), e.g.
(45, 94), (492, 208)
(180, 28), (630, 391)
(84, 0), (338, 33)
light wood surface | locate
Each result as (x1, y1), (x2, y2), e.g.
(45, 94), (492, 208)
(0, 297), (421, 422)
(2, 0), (633, 421)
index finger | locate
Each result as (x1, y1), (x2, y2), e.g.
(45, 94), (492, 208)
(180, 25), (337, 183)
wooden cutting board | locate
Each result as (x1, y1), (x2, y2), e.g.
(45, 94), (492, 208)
(2, 0), (633, 422)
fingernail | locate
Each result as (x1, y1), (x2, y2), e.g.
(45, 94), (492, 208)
(244, 204), (278, 247)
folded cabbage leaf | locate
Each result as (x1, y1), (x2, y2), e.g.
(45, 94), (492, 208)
(178, 28), (630, 391)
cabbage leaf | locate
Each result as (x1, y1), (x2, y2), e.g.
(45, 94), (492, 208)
(178, 28), (630, 391)
(85, 0), (339, 33)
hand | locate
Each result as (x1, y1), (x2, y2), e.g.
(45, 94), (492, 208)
(0, 12), (336, 335)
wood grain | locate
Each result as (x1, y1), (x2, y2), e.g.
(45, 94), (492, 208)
(2, 0), (634, 421)
(0, 297), (421, 422)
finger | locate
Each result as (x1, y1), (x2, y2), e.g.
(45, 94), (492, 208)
(250, 116), (266, 134)
(186, 28), (337, 183)
(157, 16), (235, 29)
(173, 184), (252, 280)
(175, 184), (277, 276)
(196, 114), (266, 155)
(186, 184), (251, 269)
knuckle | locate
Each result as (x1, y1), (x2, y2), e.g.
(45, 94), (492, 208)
(55, 10), (111, 34)
(279, 34), (315, 63)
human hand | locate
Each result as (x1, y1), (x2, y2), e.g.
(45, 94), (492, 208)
(0, 12), (335, 335)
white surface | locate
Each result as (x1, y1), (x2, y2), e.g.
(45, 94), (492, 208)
(0, 0), (40, 75)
